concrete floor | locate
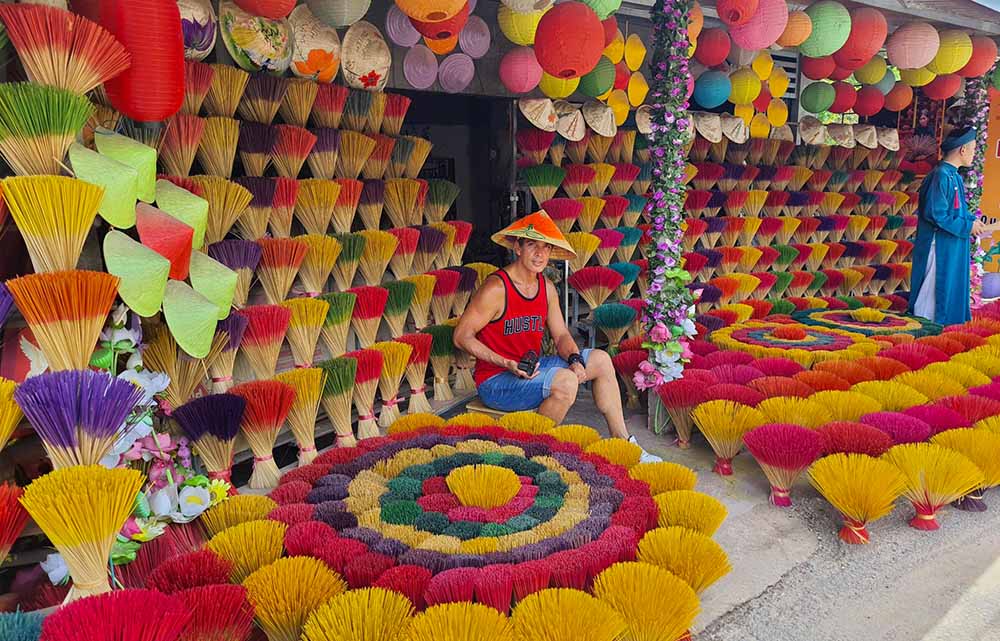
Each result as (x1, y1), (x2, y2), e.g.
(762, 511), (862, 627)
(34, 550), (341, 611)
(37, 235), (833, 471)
(565, 390), (1000, 641)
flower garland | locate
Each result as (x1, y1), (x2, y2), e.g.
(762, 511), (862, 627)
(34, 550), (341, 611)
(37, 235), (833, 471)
(961, 63), (996, 309)
(635, 0), (697, 390)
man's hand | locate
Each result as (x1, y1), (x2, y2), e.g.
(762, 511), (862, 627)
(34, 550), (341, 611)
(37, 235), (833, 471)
(569, 361), (587, 383)
(973, 220), (989, 237)
(507, 358), (539, 379)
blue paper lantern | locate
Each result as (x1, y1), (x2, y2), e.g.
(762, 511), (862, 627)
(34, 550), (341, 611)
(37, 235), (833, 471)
(693, 70), (731, 109)
(874, 71), (896, 95)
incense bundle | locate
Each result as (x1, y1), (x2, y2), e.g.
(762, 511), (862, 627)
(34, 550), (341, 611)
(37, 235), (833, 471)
(623, 194), (648, 227)
(517, 129), (556, 165)
(0, 82), (94, 176)
(344, 348), (383, 440)
(587, 162), (615, 196)
(402, 135), (433, 178)
(319, 356), (358, 446)
(427, 269), (460, 325)
(332, 232), (366, 290)
(183, 59), (214, 115)
(279, 77), (319, 127)
(395, 332), (433, 414)
(196, 116), (240, 177)
(429, 221), (457, 269)
(237, 304), (291, 379)
(298, 234), (342, 297)
(209, 314), (248, 392)
(382, 93), (411, 136)
(387, 226), (420, 280)
(173, 394), (245, 486)
(343, 89), (371, 131)
(384, 279), (416, 338)
(366, 92), (388, 134)
(307, 127), (341, 179)
(567, 232), (601, 271)
(3, 175), (103, 273)
(207, 239), (261, 308)
(385, 178), (422, 228)
(424, 179), (461, 223)
(567, 266), (623, 309)
(355, 180), (387, 232)
(593, 228), (624, 266)
(347, 285), (389, 347)
(372, 341), (413, 429)
(362, 133), (396, 179)
(275, 367), (326, 465)
(358, 229), (399, 285)
(337, 130), (377, 179)
(257, 237), (309, 304)
(190, 175), (253, 245)
(160, 113), (206, 177)
(413, 225), (447, 274)
(282, 297), (330, 368)
(238, 73), (288, 124)
(692, 400), (767, 475)
(294, 178), (340, 235)
(231, 380), (296, 489)
(0, 378), (21, 454)
(543, 197), (583, 234)
(0, 483), (27, 567)
(272, 125), (317, 178)
(593, 303), (635, 351)
(7, 270), (118, 371)
(744, 423), (824, 507)
(314, 292), (355, 359)
(522, 164), (566, 205)
(422, 324), (455, 402)
(809, 453), (906, 544)
(576, 196), (606, 233)
(141, 324), (226, 411)
(314, 83), (348, 128)
(204, 63), (249, 117)
(233, 176), (276, 240)
(448, 266), (478, 316)
(447, 220), (472, 266)
(270, 176), (300, 237)
(387, 136), (414, 179)
(328, 178), (361, 234)
(237, 121), (276, 177)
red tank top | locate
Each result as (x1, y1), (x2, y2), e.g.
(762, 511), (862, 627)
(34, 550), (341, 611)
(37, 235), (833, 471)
(473, 269), (548, 385)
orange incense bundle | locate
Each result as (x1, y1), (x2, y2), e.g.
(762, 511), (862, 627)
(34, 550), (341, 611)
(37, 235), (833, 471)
(447, 220), (472, 265)
(281, 297), (330, 368)
(396, 332), (433, 414)
(7, 270), (118, 371)
(183, 59), (214, 115)
(271, 125), (317, 178)
(388, 226), (420, 280)
(333, 178), (364, 233)
(237, 304), (291, 379)
(427, 269), (461, 325)
(345, 348), (385, 440)
(362, 133), (397, 179)
(160, 113), (205, 177)
(257, 237), (309, 304)
(230, 380), (296, 489)
(347, 285), (389, 347)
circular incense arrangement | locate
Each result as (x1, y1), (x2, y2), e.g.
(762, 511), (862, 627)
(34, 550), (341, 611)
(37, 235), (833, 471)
(710, 320), (880, 364)
(793, 308), (941, 337)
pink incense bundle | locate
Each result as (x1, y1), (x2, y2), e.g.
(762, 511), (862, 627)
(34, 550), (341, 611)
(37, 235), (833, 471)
(692, 162), (724, 190)
(562, 164), (597, 199)
(744, 423), (824, 507)
(599, 195), (628, 228)
(592, 228), (624, 266)
(655, 380), (708, 448)
(684, 189), (712, 218)
(446, 220), (472, 265)
(517, 129), (556, 166)
(395, 332), (433, 413)
(705, 383), (765, 407)
(860, 411), (932, 444)
(344, 348), (384, 439)
(543, 197), (583, 233)
(610, 163), (640, 195)
(427, 268), (461, 325)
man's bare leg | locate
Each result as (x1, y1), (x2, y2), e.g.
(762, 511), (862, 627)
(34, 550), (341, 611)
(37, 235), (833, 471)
(584, 350), (630, 439)
(537, 368), (578, 424)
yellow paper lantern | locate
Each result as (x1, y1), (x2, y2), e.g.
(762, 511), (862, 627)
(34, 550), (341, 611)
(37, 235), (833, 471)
(926, 29), (973, 75)
(750, 113), (770, 139)
(752, 52), (774, 80)
(625, 33), (647, 72)
(729, 67), (761, 105)
(607, 89), (630, 125)
(854, 56), (887, 85)
(768, 66), (789, 97)
(605, 29), (625, 64)
(497, 5), (549, 46)
(627, 71), (648, 106)
(539, 71), (579, 98)
(597, 86), (613, 101)
(734, 102), (754, 126)
(767, 98), (788, 127)
(900, 66), (936, 87)
(688, 40), (697, 58)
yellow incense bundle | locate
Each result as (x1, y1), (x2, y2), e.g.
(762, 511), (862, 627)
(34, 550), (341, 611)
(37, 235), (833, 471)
(298, 234), (342, 297)
(281, 297), (330, 368)
(276, 367), (327, 465)
(403, 274), (436, 331)
(358, 229), (399, 286)
(372, 341), (413, 429)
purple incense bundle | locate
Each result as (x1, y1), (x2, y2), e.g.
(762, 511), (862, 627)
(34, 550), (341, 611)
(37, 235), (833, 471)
(413, 225), (447, 274)
(307, 127), (341, 179)
(233, 176), (277, 240)
(237, 121), (277, 176)
(14, 370), (144, 469)
(207, 240), (262, 308)
(172, 394), (246, 487)
(358, 179), (385, 231)
(0, 282), (12, 328)
(210, 313), (249, 392)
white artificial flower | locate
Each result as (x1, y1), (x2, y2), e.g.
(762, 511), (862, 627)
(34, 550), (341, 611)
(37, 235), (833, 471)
(126, 350), (143, 371)
(41, 553), (68, 585)
(680, 317), (697, 336)
(118, 369), (170, 406)
(177, 486), (212, 520)
(149, 485), (179, 519)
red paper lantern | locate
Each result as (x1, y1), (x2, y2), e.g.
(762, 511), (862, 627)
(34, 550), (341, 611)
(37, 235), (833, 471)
(853, 85), (885, 117)
(829, 81), (856, 113)
(101, 0), (184, 122)
(884, 83), (913, 112)
(958, 36), (998, 78)
(801, 55), (836, 80)
(832, 7), (887, 70)
(694, 28), (731, 67)
(717, 0), (758, 27)
(233, 0), (295, 19)
(614, 62), (630, 90)
(923, 74), (963, 101)
(602, 16), (618, 47)
(533, 2), (605, 80)
(829, 65), (853, 81)
(69, 0), (100, 21)
(753, 85), (772, 112)
(410, 3), (469, 40)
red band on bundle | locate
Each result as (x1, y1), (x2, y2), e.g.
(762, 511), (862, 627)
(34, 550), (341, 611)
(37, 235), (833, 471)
(360, 413), (376, 422)
(294, 363), (309, 369)
(211, 376), (233, 383)
(411, 386), (427, 394)
(207, 470), (232, 481)
(254, 455), (274, 463)
(300, 446), (316, 453)
(383, 397), (402, 407)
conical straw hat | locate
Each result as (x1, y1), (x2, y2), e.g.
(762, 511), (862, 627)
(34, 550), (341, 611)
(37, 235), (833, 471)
(583, 101), (616, 137)
(854, 124), (877, 149)
(693, 112), (722, 143)
(491, 210), (577, 260)
(519, 98), (557, 131)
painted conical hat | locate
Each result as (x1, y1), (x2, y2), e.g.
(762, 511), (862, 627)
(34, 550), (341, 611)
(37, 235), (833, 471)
(556, 107), (587, 141)
(770, 123), (793, 141)
(693, 112), (722, 143)
(519, 98), (558, 131)
(340, 20), (391, 90)
(491, 210), (577, 260)
(799, 116), (826, 145)
(636, 105), (652, 134)
(582, 101), (616, 137)
(828, 123), (855, 148)
(854, 124), (877, 149)
(877, 127), (900, 151)
(721, 113), (748, 143)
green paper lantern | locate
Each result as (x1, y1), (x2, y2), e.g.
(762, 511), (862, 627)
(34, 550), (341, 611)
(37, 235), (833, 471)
(68, 143), (138, 229)
(579, 56), (615, 97)
(156, 179), (209, 249)
(800, 81), (836, 113)
(800, 1), (851, 58)
(582, 0), (622, 20)
(189, 251), (237, 321)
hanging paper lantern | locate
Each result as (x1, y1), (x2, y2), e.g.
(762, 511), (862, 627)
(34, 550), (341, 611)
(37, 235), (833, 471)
(717, 0), (758, 27)
(886, 22), (939, 70)
(424, 34), (457, 55)
(608, 89), (630, 125)
(579, 56), (615, 97)
(539, 71), (579, 99)
(627, 71), (648, 106)
(853, 85), (884, 117)
(410, 3), (469, 39)
(534, 2), (604, 79)
(829, 80), (856, 113)
(693, 70), (731, 109)
(395, 0), (464, 22)
(776, 10), (811, 47)
(959, 36), (998, 78)
(403, 44), (438, 89)
(799, 1), (851, 58)
(769, 66), (789, 97)
(458, 15), (491, 59)
(884, 82), (913, 111)
(601, 16), (617, 46)
(752, 85), (771, 112)
(625, 34), (647, 72)
(686, 72), (695, 99)
(102, 0), (185, 122)
(854, 56), (887, 85)
(308, 0), (372, 27)
(500, 0), (553, 11)
(729, 67), (762, 105)
(581, 0), (621, 20)
(750, 112), (770, 138)
(497, 5), (548, 46)
(234, 0), (294, 19)
(829, 65), (853, 81)
(178, 0), (217, 61)
(926, 30), (973, 75)
(605, 28), (625, 63)
(734, 103), (754, 125)
(438, 53), (475, 93)
(831, 7), (886, 70)
(613, 62), (630, 91)
(801, 56), (836, 81)
(900, 67), (936, 87)
(695, 28), (730, 67)
(727, 42), (757, 68)
(387, 5), (421, 46)
(500, 46), (542, 93)
(730, 0), (787, 51)
(752, 52), (773, 80)
(689, 1), (703, 43)
(800, 81), (835, 113)
(923, 74), (962, 101)
(874, 71), (896, 95)
(220, 1), (293, 73)
(767, 98), (788, 127)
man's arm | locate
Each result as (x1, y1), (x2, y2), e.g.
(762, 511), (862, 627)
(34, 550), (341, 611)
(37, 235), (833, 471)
(454, 276), (533, 378)
(544, 280), (586, 381)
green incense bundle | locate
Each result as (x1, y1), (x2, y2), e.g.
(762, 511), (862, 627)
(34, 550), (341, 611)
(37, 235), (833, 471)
(342, 89), (371, 132)
(836, 296), (863, 310)
(319, 356), (358, 447)
(318, 291), (356, 358)
(0, 82), (94, 176)
(424, 179), (460, 223)
(608, 262), (640, 300)
(386, 136), (414, 179)
(384, 279), (415, 338)
(520, 164), (565, 207)
(774, 245), (800, 272)
(331, 232), (366, 291)
(421, 324), (454, 402)
(767, 299), (797, 316)
(807, 271), (829, 296)
(770, 271), (795, 298)
(592, 303), (635, 351)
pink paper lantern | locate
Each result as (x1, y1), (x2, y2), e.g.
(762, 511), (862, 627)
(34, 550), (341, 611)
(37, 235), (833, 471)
(730, 0), (788, 51)
(923, 74), (962, 101)
(500, 46), (543, 93)
(887, 22), (940, 70)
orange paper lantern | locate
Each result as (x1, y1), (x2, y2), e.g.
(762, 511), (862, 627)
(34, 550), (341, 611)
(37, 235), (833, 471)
(695, 27), (730, 67)
(958, 36), (998, 78)
(717, 0), (758, 27)
(689, 1), (704, 43)
(801, 56), (836, 80)
(533, 2), (604, 79)
(829, 81), (856, 113)
(424, 34), (458, 54)
(832, 7), (887, 70)
(884, 83), (913, 112)
(923, 74), (962, 101)
(853, 85), (885, 117)
(777, 10), (811, 47)
(410, 3), (469, 39)
(396, 0), (465, 22)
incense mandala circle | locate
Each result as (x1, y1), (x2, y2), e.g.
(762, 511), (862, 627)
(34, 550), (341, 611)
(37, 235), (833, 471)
(710, 321), (880, 365)
(792, 309), (941, 338)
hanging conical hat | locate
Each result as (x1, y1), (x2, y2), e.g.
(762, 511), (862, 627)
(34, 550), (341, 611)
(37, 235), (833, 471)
(519, 98), (557, 131)
(770, 123), (794, 141)
(827, 123), (855, 148)
(556, 107), (587, 141)
(491, 210), (577, 260)
(340, 20), (391, 90)
(582, 101), (616, 137)
(552, 99), (577, 116)
(636, 105), (652, 134)
(799, 116), (826, 145)
(721, 113), (748, 143)
(693, 112), (722, 143)
(877, 127), (900, 151)
(854, 124), (877, 149)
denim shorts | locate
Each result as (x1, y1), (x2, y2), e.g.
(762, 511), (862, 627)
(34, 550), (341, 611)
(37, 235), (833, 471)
(476, 349), (592, 412)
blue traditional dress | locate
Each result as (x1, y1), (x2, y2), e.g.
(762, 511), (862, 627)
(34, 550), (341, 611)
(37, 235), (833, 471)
(908, 162), (976, 325)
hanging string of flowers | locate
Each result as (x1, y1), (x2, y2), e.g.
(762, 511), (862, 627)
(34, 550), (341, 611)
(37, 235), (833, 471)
(960, 62), (996, 309)
(635, 0), (697, 389)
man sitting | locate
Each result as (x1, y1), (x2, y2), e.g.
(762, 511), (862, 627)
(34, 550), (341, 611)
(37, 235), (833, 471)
(454, 211), (659, 462)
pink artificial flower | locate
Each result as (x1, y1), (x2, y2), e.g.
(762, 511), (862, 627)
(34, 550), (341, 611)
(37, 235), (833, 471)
(649, 323), (671, 343)
(120, 517), (141, 540)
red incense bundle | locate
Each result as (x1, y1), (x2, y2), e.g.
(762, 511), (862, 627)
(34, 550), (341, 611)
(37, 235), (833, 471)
(183, 59), (214, 115)
(447, 220), (472, 265)
(313, 83), (348, 128)
(257, 237), (309, 304)
(333, 178), (364, 233)
(270, 124), (317, 178)
(517, 129), (556, 165)
(160, 113), (205, 177)
(427, 269), (461, 325)
(562, 164), (596, 199)
(388, 226), (420, 279)
(230, 379), (296, 489)
(345, 349), (385, 440)
(396, 332), (433, 414)
(382, 93), (411, 136)
(237, 304), (291, 379)
(347, 285), (389, 348)
(269, 176), (299, 237)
